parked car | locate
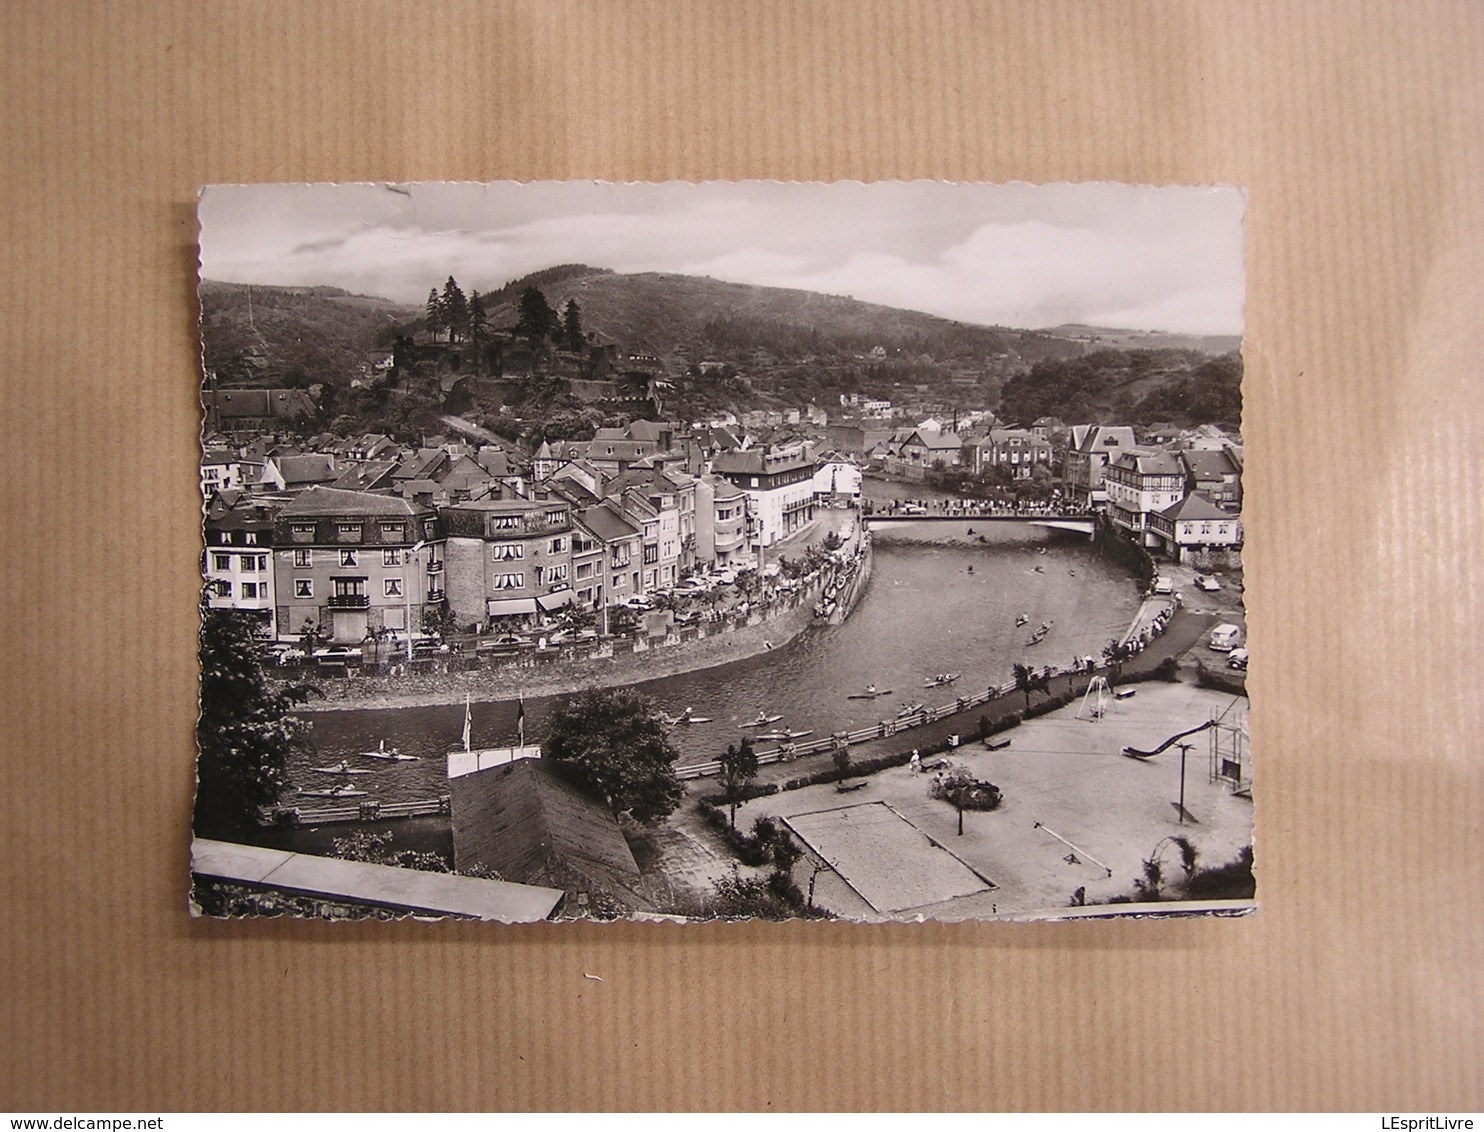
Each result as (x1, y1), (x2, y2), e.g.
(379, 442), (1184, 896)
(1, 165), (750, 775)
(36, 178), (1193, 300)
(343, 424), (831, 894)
(313, 645), (362, 663)
(1208, 623), (1244, 652)
(1227, 647), (1249, 670)
(622, 594), (653, 610)
(1196, 575), (1222, 592)
(1151, 577), (1175, 595)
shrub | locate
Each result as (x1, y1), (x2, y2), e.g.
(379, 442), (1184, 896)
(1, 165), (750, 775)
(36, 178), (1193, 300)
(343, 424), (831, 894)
(1193, 660), (1248, 696)
(929, 768), (1003, 812)
(1184, 846), (1256, 900)
(767, 868), (805, 907)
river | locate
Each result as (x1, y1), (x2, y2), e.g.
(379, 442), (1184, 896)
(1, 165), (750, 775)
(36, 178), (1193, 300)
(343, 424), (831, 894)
(286, 520), (1141, 805)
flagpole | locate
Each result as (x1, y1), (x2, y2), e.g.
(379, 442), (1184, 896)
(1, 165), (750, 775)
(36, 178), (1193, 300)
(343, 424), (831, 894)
(518, 696), (526, 751)
(462, 693), (472, 753)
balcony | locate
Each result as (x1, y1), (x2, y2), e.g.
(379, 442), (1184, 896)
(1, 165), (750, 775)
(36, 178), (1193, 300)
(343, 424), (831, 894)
(426, 560), (445, 574)
(327, 594), (370, 609)
(426, 590), (446, 604)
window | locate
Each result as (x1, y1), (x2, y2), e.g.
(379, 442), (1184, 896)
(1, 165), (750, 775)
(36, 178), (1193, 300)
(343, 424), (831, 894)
(383, 549), (400, 567)
(214, 580), (231, 598)
(380, 523), (406, 541)
(384, 578), (403, 598)
(493, 572), (525, 591)
(339, 550), (358, 568)
(295, 579), (313, 599)
(490, 515), (521, 532)
(423, 521), (437, 540)
(336, 523), (362, 543)
(241, 582), (259, 599)
(332, 579), (365, 598)
(549, 537), (566, 553)
(576, 563), (593, 580)
(243, 531), (258, 545)
(212, 553), (231, 571)
(293, 549), (311, 568)
(750, 477), (759, 487)
(545, 509), (564, 524)
(291, 523), (316, 543)
(548, 564), (568, 582)
(492, 543), (524, 561)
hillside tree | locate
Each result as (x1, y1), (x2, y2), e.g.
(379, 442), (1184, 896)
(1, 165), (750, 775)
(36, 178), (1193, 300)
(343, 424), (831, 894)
(561, 299), (585, 351)
(441, 276), (469, 343)
(425, 287), (444, 342)
(516, 285), (559, 344)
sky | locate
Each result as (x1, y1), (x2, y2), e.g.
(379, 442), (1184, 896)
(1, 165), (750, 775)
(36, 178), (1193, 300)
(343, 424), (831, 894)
(198, 181), (1246, 336)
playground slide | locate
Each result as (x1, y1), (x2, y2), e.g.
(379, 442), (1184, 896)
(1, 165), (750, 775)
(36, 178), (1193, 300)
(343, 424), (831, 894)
(1121, 719), (1217, 759)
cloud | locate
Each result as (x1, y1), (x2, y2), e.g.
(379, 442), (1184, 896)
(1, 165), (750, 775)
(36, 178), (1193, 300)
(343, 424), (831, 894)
(198, 182), (1245, 334)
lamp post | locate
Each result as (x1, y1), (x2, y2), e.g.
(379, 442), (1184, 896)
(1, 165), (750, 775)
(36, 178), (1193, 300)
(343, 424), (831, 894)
(405, 539), (425, 661)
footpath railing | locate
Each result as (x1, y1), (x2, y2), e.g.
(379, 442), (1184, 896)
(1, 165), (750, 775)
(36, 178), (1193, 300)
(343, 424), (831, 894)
(259, 794), (451, 827)
(675, 678), (1024, 780)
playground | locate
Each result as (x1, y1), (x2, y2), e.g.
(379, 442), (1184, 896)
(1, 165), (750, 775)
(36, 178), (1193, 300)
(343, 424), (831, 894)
(734, 680), (1253, 919)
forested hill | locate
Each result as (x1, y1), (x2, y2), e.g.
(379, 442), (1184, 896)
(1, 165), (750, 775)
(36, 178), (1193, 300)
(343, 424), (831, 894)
(507, 268), (1021, 361)
(198, 271), (1242, 429)
(997, 349), (1244, 428)
(198, 281), (419, 386)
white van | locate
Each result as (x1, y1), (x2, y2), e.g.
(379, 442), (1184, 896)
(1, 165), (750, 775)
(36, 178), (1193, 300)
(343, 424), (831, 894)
(1208, 623), (1244, 652)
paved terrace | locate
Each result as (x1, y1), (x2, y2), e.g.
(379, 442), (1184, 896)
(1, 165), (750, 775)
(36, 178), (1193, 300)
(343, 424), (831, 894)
(732, 680), (1253, 920)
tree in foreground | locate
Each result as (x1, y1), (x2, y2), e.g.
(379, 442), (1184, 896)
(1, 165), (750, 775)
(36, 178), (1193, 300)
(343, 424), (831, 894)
(543, 687), (684, 823)
(1102, 637), (1133, 682)
(717, 735), (759, 829)
(1012, 662), (1037, 711)
(196, 607), (319, 837)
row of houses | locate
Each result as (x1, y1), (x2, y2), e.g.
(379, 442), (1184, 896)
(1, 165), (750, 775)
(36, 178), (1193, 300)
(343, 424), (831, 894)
(203, 422), (863, 642)
(854, 416), (1244, 563)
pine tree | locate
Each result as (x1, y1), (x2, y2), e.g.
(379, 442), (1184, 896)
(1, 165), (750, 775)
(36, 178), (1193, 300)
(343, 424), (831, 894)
(425, 287), (443, 342)
(516, 285), (558, 343)
(561, 299), (584, 351)
(468, 290), (488, 374)
(468, 289), (487, 343)
(441, 276), (469, 343)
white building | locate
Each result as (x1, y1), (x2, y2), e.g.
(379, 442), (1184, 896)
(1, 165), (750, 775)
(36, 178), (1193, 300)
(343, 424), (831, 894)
(813, 458), (863, 501)
(711, 442), (818, 549)
(1106, 449), (1187, 548)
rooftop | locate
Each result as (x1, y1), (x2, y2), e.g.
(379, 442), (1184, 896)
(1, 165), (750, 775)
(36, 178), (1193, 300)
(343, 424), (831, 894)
(450, 759), (642, 895)
(278, 485), (430, 518)
(191, 838), (562, 922)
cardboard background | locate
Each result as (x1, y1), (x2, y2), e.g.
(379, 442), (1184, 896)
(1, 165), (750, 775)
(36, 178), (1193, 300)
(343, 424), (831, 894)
(4, 0), (1481, 1111)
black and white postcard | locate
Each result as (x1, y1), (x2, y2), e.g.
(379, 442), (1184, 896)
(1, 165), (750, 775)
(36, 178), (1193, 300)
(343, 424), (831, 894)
(193, 181), (1251, 922)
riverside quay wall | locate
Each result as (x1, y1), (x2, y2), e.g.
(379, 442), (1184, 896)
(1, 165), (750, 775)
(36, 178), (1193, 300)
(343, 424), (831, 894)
(292, 535), (874, 711)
